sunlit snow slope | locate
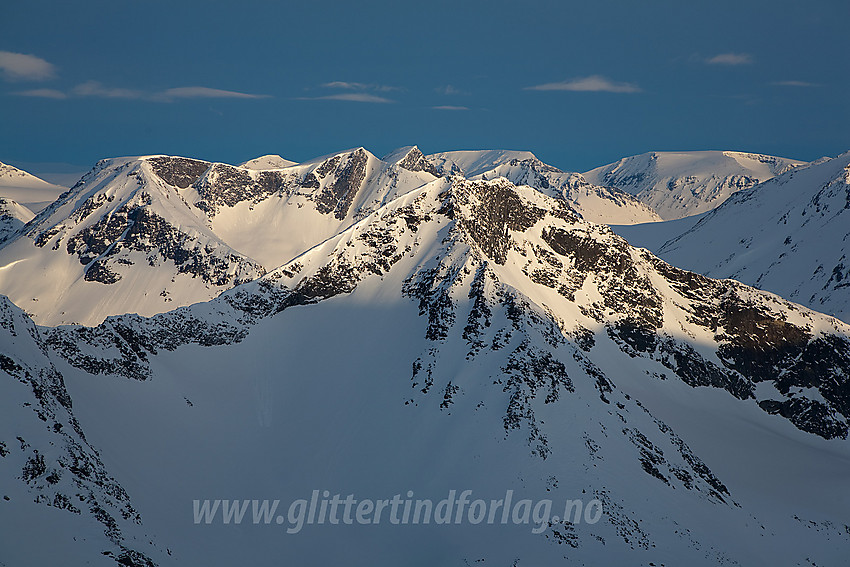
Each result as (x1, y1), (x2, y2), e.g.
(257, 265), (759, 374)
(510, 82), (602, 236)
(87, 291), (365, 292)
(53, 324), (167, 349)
(649, 151), (850, 323)
(584, 150), (804, 220)
(0, 161), (68, 213)
(0, 146), (663, 325)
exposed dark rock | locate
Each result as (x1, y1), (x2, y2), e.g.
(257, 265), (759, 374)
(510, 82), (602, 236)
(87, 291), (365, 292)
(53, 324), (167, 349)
(147, 156), (209, 188)
(193, 163), (287, 215)
(66, 202), (264, 288)
(396, 147), (442, 177)
(0, 298), (155, 563)
(455, 178), (547, 264)
(314, 149), (369, 220)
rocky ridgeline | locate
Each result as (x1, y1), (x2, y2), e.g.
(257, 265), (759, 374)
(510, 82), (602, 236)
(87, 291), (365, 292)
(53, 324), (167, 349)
(0, 296), (160, 566)
(43, 175), (850, 444)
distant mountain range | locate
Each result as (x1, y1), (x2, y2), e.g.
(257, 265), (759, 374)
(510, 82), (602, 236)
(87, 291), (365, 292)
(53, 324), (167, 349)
(0, 147), (658, 326)
(1, 146), (849, 566)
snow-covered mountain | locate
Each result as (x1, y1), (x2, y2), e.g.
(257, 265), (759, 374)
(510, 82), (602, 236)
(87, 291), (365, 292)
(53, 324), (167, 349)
(0, 198), (35, 243)
(456, 153), (662, 225)
(237, 154), (298, 170)
(7, 171), (847, 565)
(426, 149), (539, 177)
(0, 161), (68, 213)
(0, 156), (267, 326)
(0, 146), (661, 326)
(630, 151), (850, 323)
(426, 149), (661, 225)
(584, 150), (804, 220)
(0, 148), (439, 325)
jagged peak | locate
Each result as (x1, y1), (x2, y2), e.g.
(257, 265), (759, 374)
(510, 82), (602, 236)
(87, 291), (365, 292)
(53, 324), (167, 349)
(382, 145), (441, 176)
(381, 145), (420, 163)
(296, 146), (375, 168)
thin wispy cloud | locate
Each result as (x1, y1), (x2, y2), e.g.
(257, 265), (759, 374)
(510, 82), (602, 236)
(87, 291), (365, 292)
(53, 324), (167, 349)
(771, 80), (820, 87)
(73, 81), (144, 99)
(297, 93), (395, 103)
(0, 51), (56, 81)
(435, 85), (467, 96)
(13, 88), (67, 99)
(157, 87), (270, 100)
(525, 75), (641, 93)
(432, 105), (469, 111)
(8, 81), (269, 102)
(706, 52), (753, 65)
(321, 81), (401, 92)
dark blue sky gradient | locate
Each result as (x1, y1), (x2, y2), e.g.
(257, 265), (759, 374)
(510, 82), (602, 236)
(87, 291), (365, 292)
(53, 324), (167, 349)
(1, 0), (848, 173)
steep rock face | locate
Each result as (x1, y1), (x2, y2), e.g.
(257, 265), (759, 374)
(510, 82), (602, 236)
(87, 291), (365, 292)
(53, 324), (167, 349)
(187, 149), (374, 220)
(146, 156), (209, 189)
(383, 146), (442, 177)
(0, 297), (164, 566)
(0, 148), (442, 325)
(0, 146), (669, 326)
(192, 163), (288, 215)
(311, 148), (370, 219)
(585, 150), (804, 220)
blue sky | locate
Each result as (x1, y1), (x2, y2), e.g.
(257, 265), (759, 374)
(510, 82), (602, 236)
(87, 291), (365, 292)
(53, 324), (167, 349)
(1, 0), (848, 174)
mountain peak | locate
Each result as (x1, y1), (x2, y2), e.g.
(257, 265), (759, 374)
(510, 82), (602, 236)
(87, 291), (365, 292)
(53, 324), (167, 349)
(426, 149), (539, 177)
(4, 145), (850, 566)
(237, 154), (298, 170)
(383, 146), (441, 176)
(584, 150), (806, 220)
(651, 150), (850, 322)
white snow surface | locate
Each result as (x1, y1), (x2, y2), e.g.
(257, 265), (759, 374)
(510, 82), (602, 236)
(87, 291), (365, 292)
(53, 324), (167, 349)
(584, 150), (805, 220)
(426, 149), (539, 177)
(618, 151), (850, 323)
(237, 154), (298, 169)
(0, 161), (68, 212)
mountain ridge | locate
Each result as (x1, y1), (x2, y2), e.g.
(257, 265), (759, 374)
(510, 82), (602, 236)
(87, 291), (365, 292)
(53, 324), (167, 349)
(614, 151), (850, 323)
(584, 150), (805, 220)
(0, 161), (68, 213)
(0, 147), (660, 326)
(3, 159), (850, 565)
